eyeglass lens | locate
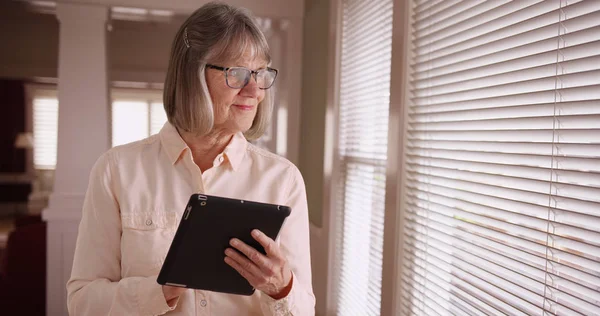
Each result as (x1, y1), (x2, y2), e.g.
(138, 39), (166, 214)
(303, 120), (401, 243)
(226, 67), (277, 89)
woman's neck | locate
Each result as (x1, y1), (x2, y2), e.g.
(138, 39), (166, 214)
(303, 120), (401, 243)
(178, 127), (235, 172)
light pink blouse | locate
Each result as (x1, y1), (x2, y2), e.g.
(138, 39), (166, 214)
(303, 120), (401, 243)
(67, 122), (315, 315)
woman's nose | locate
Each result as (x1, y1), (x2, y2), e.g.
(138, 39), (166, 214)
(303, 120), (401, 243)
(240, 76), (260, 97)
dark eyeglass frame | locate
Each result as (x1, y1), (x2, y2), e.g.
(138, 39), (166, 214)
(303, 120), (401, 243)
(206, 64), (278, 90)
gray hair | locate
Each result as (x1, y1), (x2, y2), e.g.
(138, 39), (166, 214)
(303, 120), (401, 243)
(163, 2), (273, 140)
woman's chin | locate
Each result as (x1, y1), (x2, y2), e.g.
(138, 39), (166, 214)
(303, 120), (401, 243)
(224, 121), (254, 134)
(235, 117), (257, 133)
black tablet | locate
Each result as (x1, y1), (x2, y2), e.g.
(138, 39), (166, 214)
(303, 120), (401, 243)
(157, 194), (291, 295)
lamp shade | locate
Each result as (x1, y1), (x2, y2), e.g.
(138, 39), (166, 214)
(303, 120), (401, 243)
(14, 132), (34, 149)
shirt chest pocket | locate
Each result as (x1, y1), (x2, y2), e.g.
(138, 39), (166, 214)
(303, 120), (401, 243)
(120, 212), (178, 277)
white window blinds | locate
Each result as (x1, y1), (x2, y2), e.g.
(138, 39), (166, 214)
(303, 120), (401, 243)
(401, 0), (600, 315)
(33, 97), (59, 170)
(334, 0), (393, 315)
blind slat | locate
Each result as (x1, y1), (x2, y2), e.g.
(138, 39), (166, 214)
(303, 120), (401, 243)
(406, 187), (600, 251)
(407, 166), (600, 203)
(413, 26), (600, 80)
(405, 179), (600, 233)
(414, 0), (537, 45)
(406, 172), (599, 218)
(405, 208), (600, 279)
(406, 247), (590, 316)
(406, 244), (542, 314)
(410, 85), (600, 113)
(414, 2), (599, 64)
(402, 257), (529, 316)
(408, 140), (600, 158)
(413, 40), (600, 89)
(410, 100), (600, 123)
(413, 54), (600, 97)
(408, 147), (600, 174)
(413, 0), (485, 33)
(412, 70), (600, 105)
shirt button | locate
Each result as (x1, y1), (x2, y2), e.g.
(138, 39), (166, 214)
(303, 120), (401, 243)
(200, 300), (207, 307)
(145, 219), (153, 226)
(218, 156), (224, 163)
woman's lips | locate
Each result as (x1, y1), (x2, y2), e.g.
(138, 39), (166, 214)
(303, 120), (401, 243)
(233, 104), (254, 111)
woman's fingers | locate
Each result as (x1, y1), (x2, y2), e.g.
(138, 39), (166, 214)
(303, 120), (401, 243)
(251, 230), (282, 258)
(229, 237), (275, 272)
(224, 255), (261, 285)
(224, 247), (264, 278)
(225, 232), (292, 297)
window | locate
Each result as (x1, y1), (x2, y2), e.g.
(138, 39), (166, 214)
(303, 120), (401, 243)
(150, 102), (168, 135)
(332, 0), (393, 315)
(112, 101), (149, 147)
(33, 95), (59, 170)
(111, 89), (167, 147)
(31, 88), (167, 169)
(400, 1), (600, 315)
(111, 100), (167, 147)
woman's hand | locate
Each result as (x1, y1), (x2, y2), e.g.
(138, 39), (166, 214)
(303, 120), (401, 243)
(224, 229), (293, 299)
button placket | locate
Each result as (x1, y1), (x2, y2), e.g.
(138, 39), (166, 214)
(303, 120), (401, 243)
(183, 148), (205, 193)
(196, 291), (210, 315)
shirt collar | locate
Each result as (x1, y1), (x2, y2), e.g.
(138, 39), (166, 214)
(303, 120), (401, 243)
(159, 121), (247, 171)
(159, 122), (188, 165)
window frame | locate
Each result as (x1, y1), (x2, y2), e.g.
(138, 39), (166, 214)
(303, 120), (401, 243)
(26, 83), (59, 171)
(383, 0), (412, 315)
(26, 85), (166, 170)
(322, 0), (412, 315)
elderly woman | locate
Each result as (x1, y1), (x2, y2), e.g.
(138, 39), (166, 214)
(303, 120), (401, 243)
(67, 2), (315, 315)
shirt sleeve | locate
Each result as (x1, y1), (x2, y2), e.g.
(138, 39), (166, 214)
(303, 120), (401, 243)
(66, 152), (179, 316)
(259, 165), (316, 316)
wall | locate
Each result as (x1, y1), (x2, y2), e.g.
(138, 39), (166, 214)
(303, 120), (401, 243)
(300, 0), (330, 228)
(299, 0), (332, 315)
(109, 19), (182, 83)
(0, 1), (180, 84)
(0, 3), (60, 80)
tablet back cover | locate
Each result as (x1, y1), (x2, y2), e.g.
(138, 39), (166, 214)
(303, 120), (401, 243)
(157, 194), (291, 295)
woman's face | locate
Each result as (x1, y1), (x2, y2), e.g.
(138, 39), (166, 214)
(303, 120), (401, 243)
(205, 47), (267, 134)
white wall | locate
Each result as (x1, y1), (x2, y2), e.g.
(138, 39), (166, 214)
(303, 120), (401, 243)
(0, 2), (179, 84)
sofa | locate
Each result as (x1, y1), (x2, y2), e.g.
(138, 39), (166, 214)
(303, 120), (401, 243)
(0, 214), (46, 315)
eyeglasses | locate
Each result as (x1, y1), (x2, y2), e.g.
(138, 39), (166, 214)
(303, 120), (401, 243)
(206, 64), (278, 90)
